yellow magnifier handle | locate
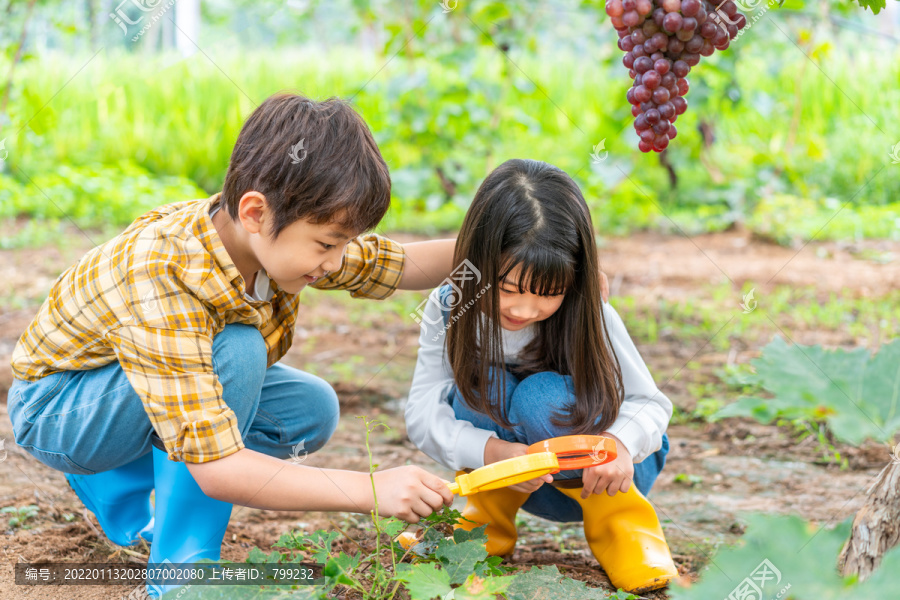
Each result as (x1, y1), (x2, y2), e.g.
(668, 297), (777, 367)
(447, 452), (559, 496)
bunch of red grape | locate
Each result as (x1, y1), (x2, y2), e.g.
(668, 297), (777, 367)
(607, 0), (747, 152)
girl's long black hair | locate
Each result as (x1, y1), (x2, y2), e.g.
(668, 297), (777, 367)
(446, 158), (623, 434)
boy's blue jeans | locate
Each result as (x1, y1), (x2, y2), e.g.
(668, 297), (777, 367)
(7, 324), (340, 475)
(448, 369), (669, 523)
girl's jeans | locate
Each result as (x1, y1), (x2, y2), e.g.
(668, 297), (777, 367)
(7, 324), (339, 474)
(449, 368), (669, 522)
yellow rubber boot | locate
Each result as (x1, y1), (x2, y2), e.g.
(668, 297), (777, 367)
(453, 485), (531, 556)
(554, 484), (677, 593)
(397, 471), (530, 557)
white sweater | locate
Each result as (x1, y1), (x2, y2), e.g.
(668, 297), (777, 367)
(404, 287), (673, 471)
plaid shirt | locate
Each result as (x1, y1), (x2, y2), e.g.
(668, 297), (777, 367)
(10, 193), (405, 463)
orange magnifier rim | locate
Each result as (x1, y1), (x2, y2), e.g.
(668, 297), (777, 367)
(526, 435), (617, 469)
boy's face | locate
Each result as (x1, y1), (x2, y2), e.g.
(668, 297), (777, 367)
(236, 193), (358, 295)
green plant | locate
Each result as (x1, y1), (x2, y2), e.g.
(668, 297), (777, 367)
(1, 504), (39, 529)
(715, 337), (900, 445)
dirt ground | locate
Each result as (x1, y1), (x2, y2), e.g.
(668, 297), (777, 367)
(0, 229), (896, 599)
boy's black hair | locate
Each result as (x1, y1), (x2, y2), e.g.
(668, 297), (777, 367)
(221, 93), (390, 239)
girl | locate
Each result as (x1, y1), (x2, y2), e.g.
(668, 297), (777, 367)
(403, 159), (677, 593)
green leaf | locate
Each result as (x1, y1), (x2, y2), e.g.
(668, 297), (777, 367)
(374, 515), (407, 538)
(716, 337), (900, 444)
(505, 565), (615, 599)
(411, 526), (445, 558)
(854, 0), (887, 14)
(393, 563), (453, 600)
(321, 551), (360, 587)
(436, 539), (489, 585)
(455, 573), (513, 599)
(452, 524), (488, 544)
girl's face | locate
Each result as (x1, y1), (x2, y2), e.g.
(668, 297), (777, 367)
(497, 264), (566, 331)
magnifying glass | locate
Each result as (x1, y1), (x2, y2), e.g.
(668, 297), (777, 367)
(447, 452), (559, 496)
(526, 435), (617, 470)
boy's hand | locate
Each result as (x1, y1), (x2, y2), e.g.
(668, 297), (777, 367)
(372, 466), (454, 523)
(483, 437), (553, 494)
(581, 433), (633, 498)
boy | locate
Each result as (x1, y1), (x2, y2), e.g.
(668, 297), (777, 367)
(7, 93), (456, 588)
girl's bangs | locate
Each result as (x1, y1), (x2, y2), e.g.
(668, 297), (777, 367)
(500, 245), (575, 296)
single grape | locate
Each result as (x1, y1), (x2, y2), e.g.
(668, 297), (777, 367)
(638, 140), (653, 152)
(676, 28), (694, 41)
(634, 84), (653, 102)
(667, 37), (685, 53)
(643, 69), (661, 89)
(676, 78), (689, 95)
(640, 129), (656, 144)
(699, 39), (715, 56)
(653, 119), (671, 134)
(634, 73), (643, 85)
(622, 36), (636, 51)
(700, 21), (718, 38)
(632, 104), (642, 117)
(606, 0), (625, 17)
(663, 12), (683, 32)
(634, 56), (654, 73)
(682, 0), (701, 16)
(634, 113), (651, 130)
(636, 0), (653, 16)
(640, 101), (655, 112)
(623, 53), (636, 69)
(672, 60), (690, 77)
(623, 10), (641, 26)
(643, 20), (659, 36)
(714, 38), (730, 51)
(622, 0), (636, 10)
(721, 1), (737, 16)
(626, 87), (637, 105)
(633, 43), (647, 57)
(654, 58), (671, 74)
(695, 6), (707, 23)
(610, 15), (626, 28)
(667, 124), (678, 139)
(727, 23), (738, 38)
(651, 51), (665, 62)
(629, 68), (637, 78)
(712, 28), (729, 46)
(662, 0), (681, 12)
(652, 87), (671, 104)
(672, 96), (688, 115)
(661, 71), (677, 87)
(685, 35), (704, 52)
(654, 136), (669, 151)
(734, 13), (747, 29)
(682, 17), (697, 31)
(651, 32), (669, 49)
(645, 108), (661, 123)
(658, 102), (676, 120)
(683, 52), (701, 66)
(652, 7), (666, 26)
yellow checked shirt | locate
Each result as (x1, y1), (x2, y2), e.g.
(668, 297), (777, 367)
(10, 193), (405, 464)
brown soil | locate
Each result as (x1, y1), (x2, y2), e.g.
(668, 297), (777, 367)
(0, 229), (896, 599)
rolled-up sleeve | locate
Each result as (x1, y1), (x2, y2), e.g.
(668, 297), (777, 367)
(107, 324), (245, 463)
(310, 233), (405, 300)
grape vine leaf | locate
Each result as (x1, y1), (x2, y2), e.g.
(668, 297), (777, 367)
(715, 337), (900, 444)
(453, 523), (488, 544)
(393, 563), (452, 600)
(436, 538), (490, 585)
(504, 565), (625, 600)
(668, 513), (900, 599)
(455, 574), (513, 599)
(374, 515), (407, 538)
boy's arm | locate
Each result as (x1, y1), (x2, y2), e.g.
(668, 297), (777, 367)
(395, 239), (457, 290)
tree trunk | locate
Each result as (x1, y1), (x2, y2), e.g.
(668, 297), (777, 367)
(838, 460), (900, 581)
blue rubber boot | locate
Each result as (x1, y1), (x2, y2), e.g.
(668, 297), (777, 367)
(146, 435), (233, 598)
(64, 451), (155, 547)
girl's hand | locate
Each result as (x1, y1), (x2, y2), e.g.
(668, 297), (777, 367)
(483, 437), (553, 494)
(581, 433), (633, 498)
